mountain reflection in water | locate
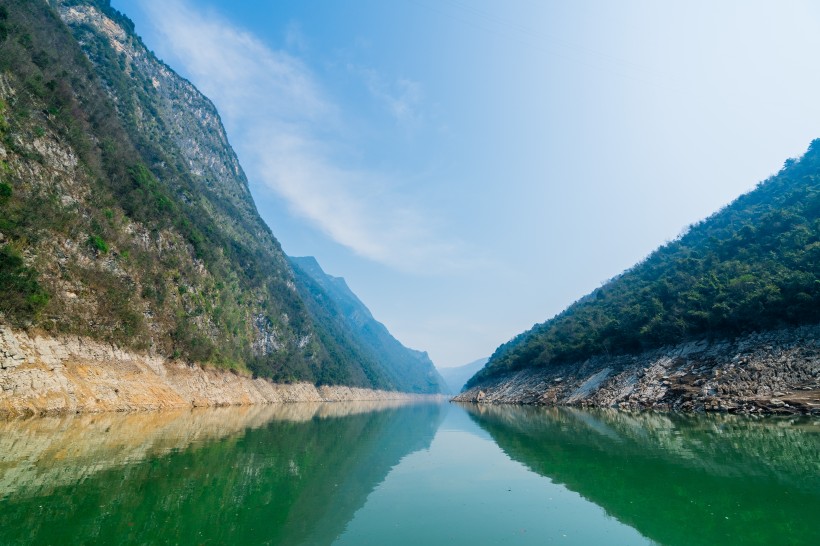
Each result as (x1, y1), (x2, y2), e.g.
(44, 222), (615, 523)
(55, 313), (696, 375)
(463, 404), (820, 546)
(1, 402), (817, 546)
(0, 401), (445, 546)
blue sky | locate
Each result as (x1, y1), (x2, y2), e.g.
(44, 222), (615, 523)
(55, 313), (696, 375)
(111, 0), (820, 368)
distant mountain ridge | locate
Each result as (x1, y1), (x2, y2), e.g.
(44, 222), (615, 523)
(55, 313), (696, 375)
(439, 358), (488, 394)
(290, 257), (446, 394)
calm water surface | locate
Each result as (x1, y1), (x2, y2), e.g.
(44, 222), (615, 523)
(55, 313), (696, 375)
(1, 402), (818, 545)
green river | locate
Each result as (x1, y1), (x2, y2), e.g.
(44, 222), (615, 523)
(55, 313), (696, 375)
(1, 402), (818, 545)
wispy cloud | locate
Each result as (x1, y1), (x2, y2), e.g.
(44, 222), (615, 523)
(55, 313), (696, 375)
(137, 0), (465, 272)
(349, 64), (425, 127)
(284, 21), (308, 54)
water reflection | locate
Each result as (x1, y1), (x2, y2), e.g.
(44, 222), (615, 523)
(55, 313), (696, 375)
(2, 402), (817, 546)
(0, 401), (445, 546)
(463, 404), (820, 546)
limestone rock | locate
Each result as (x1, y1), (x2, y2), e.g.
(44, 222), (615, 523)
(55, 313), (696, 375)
(453, 323), (820, 415)
(0, 326), (442, 417)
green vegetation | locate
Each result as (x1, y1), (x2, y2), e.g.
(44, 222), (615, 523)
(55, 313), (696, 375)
(290, 256), (445, 393)
(0, 246), (49, 325)
(471, 141), (820, 387)
(0, 182), (11, 204)
(87, 234), (108, 253)
(288, 257), (395, 390)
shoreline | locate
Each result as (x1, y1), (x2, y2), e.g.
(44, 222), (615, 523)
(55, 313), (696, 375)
(0, 326), (444, 418)
(453, 324), (820, 415)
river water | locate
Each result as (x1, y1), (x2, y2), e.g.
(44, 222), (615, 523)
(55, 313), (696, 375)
(1, 402), (818, 545)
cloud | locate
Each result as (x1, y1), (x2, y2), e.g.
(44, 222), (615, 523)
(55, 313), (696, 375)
(137, 0), (464, 272)
(349, 64), (424, 127)
(284, 21), (308, 53)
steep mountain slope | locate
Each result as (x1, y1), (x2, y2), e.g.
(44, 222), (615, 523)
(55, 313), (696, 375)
(469, 140), (820, 390)
(439, 358), (487, 394)
(289, 256), (446, 394)
(0, 0), (427, 391)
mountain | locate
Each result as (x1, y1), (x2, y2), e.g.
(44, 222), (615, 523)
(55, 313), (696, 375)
(289, 256), (446, 394)
(0, 0), (431, 391)
(467, 140), (820, 396)
(438, 358), (488, 394)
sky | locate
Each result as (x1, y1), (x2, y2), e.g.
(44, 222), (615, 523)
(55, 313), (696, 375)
(111, 0), (820, 368)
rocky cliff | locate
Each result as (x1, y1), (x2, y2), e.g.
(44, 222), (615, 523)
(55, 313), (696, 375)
(455, 324), (820, 414)
(0, 0), (441, 396)
(0, 0), (318, 372)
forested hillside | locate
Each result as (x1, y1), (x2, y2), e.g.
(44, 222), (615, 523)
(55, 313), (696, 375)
(470, 141), (820, 386)
(290, 257), (446, 394)
(0, 0), (434, 390)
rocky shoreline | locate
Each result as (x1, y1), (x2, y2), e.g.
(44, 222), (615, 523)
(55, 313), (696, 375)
(454, 324), (820, 415)
(0, 326), (442, 417)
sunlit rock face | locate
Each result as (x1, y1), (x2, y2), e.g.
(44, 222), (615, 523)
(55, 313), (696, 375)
(0, 326), (442, 417)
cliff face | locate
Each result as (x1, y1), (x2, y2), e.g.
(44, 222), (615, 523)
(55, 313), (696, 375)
(48, 0), (315, 375)
(57, 2), (262, 246)
(0, 0), (433, 394)
(290, 256), (447, 394)
(455, 324), (820, 415)
(0, 0), (312, 373)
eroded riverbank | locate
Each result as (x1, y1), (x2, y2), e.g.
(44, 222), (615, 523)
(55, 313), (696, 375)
(0, 326), (440, 417)
(455, 324), (820, 414)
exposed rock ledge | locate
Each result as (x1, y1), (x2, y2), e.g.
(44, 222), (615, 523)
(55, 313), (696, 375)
(454, 324), (820, 415)
(0, 326), (441, 417)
